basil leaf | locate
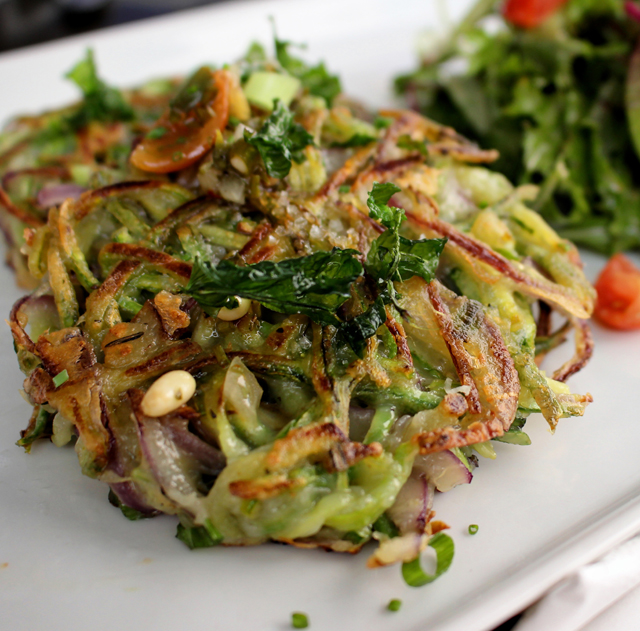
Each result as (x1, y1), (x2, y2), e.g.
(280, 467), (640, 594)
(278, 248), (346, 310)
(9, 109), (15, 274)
(176, 520), (223, 549)
(65, 49), (134, 129)
(245, 99), (314, 178)
(401, 532), (455, 587)
(275, 38), (342, 106)
(186, 248), (363, 326)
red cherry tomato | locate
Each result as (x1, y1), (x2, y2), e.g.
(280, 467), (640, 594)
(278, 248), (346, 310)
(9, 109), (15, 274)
(131, 68), (230, 174)
(594, 254), (640, 331)
(503, 0), (569, 29)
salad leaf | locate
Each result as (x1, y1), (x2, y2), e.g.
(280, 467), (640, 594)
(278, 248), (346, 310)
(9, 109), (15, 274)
(65, 49), (134, 129)
(275, 38), (342, 105)
(245, 99), (314, 178)
(186, 248), (363, 326)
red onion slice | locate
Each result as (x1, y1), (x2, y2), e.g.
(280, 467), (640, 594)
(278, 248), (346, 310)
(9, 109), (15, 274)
(387, 473), (434, 535)
(36, 184), (86, 209)
(626, 2), (640, 22)
(414, 450), (472, 492)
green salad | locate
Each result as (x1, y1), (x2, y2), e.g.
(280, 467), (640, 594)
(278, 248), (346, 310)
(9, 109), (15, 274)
(396, 0), (640, 254)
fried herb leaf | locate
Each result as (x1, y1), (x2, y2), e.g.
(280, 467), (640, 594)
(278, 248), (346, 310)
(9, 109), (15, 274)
(340, 296), (387, 357)
(365, 182), (446, 285)
(366, 182), (404, 230)
(65, 49), (134, 129)
(186, 248), (363, 326)
(245, 99), (314, 178)
(275, 38), (342, 105)
(338, 182), (446, 355)
(396, 237), (447, 282)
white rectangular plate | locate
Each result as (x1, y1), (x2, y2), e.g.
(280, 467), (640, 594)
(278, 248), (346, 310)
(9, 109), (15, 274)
(1, 2), (640, 630)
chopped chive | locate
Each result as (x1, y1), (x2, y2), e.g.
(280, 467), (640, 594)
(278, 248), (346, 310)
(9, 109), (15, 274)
(146, 126), (167, 140)
(401, 532), (455, 587)
(172, 151), (185, 162)
(387, 599), (402, 612)
(338, 185), (351, 194)
(468, 524), (479, 535)
(291, 612), (309, 628)
(52, 369), (69, 388)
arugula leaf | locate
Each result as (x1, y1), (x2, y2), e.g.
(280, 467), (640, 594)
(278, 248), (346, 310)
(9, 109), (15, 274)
(395, 1), (640, 253)
(275, 38), (342, 105)
(65, 49), (134, 129)
(186, 248), (363, 326)
(245, 99), (314, 178)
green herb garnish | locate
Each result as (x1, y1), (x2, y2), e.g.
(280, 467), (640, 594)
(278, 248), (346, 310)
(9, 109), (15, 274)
(291, 612), (309, 628)
(146, 126), (167, 140)
(245, 99), (314, 178)
(387, 599), (402, 612)
(52, 369), (69, 388)
(468, 524), (479, 535)
(275, 37), (341, 106)
(65, 49), (134, 130)
(340, 182), (446, 356)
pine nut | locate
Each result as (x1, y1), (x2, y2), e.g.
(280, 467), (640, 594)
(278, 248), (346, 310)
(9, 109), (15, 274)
(141, 370), (197, 417)
(217, 296), (251, 321)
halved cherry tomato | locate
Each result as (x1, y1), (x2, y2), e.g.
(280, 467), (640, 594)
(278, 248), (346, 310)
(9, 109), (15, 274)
(503, 0), (569, 29)
(594, 253), (640, 331)
(130, 67), (230, 173)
